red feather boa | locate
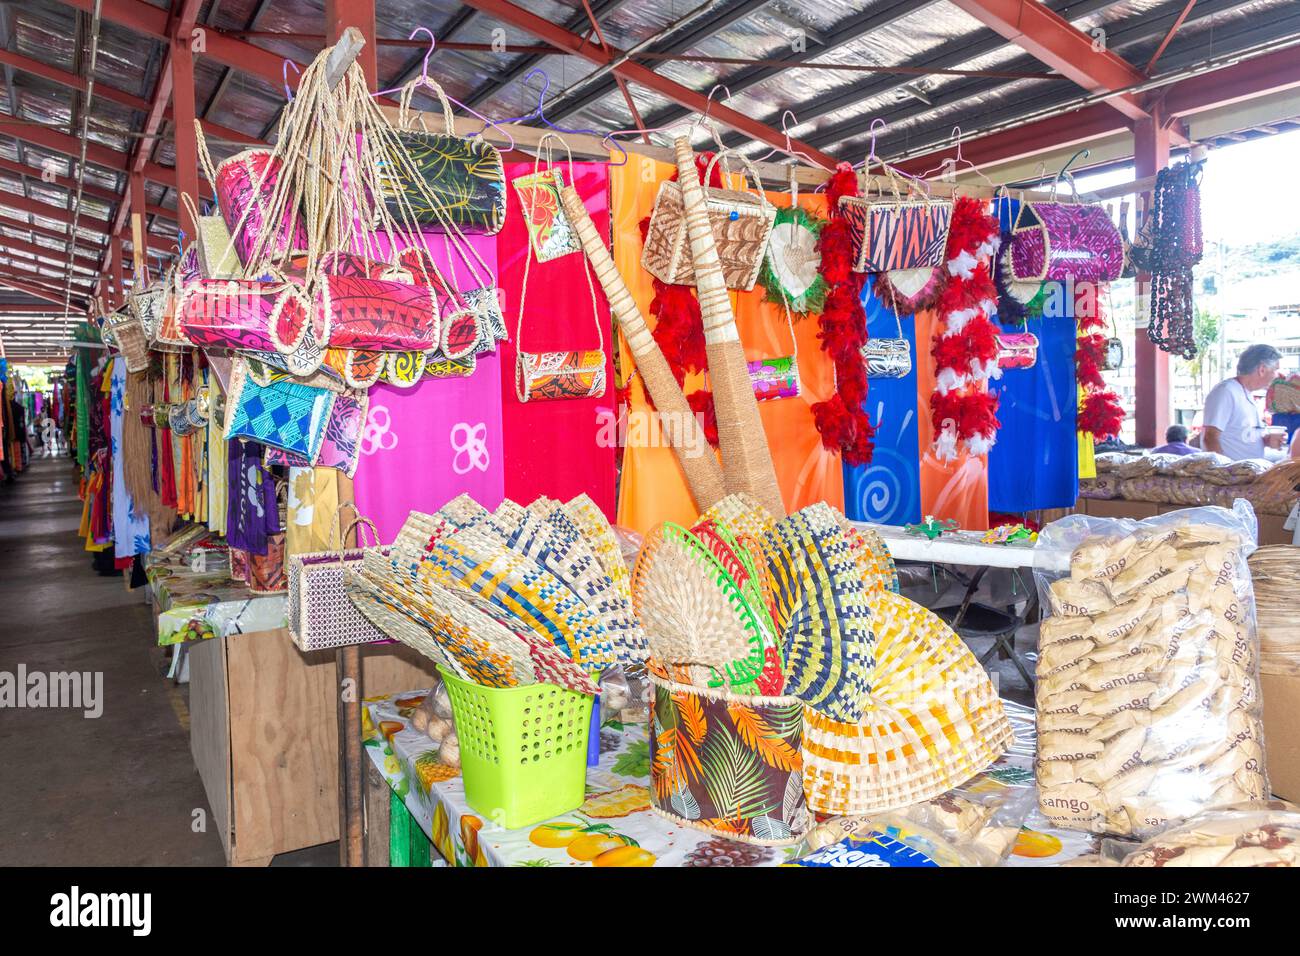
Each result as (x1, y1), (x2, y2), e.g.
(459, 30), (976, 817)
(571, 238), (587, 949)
(1075, 288), (1125, 441)
(929, 195), (1002, 459)
(810, 162), (875, 466)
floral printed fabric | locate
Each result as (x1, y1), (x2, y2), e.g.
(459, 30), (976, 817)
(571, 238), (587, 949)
(110, 360), (151, 557)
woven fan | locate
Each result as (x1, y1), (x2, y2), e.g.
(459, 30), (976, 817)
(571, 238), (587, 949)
(487, 499), (647, 664)
(873, 266), (946, 314)
(760, 504), (875, 723)
(802, 588), (1012, 815)
(632, 523), (771, 692)
(425, 525), (617, 675)
(838, 520), (901, 597)
(759, 204), (827, 314)
(561, 493), (634, 605)
(697, 492), (778, 542)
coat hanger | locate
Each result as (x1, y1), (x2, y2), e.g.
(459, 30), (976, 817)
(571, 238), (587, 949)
(490, 67), (626, 166)
(372, 27), (516, 151)
(919, 126), (998, 195)
(749, 109), (832, 172)
(601, 83), (737, 169)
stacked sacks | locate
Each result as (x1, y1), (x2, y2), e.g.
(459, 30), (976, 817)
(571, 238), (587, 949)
(1034, 505), (1268, 838)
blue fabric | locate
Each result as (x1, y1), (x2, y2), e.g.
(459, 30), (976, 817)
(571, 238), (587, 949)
(1272, 412), (1300, 445)
(843, 285), (922, 525)
(987, 306), (1079, 513)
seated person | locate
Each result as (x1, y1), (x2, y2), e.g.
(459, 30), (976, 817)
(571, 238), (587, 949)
(1151, 424), (1198, 457)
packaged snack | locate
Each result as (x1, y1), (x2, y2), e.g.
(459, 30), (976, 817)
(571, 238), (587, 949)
(1110, 801), (1300, 867)
(1033, 504), (1269, 838)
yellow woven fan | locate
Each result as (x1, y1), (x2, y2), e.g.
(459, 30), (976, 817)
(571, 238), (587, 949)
(802, 589), (1012, 815)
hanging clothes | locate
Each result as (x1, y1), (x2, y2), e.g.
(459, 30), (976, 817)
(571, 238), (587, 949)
(110, 359), (151, 557)
(843, 287), (922, 525)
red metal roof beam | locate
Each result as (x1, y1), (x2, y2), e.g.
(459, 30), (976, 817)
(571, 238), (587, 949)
(947, 0), (1151, 122)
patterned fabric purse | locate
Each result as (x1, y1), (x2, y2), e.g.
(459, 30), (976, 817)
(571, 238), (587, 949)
(379, 78), (506, 235)
(642, 149), (777, 290)
(746, 301), (801, 401)
(223, 359), (335, 462)
(211, 147), (309, 268)
(512, 137), (581, 262)
(995, 331), (1039, 369)
(103, 307), (149, 373)
(149, 269), (194, 352)
(861, 312), (913, 379)
(260, 388), (369, 477)
(317, 273), (440, 352)
(839, 162), (952, 274)
(179, 277), (325, 375)
(288, 508), (389, 652)
(648, 674), (809, 846)
(514, 138), (607, 404)
(1009, 201), (1123, 284)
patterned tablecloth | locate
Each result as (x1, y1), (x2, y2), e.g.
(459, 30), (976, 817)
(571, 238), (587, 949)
(362, 693), (1099, 867)
(144, 528), (286, 645)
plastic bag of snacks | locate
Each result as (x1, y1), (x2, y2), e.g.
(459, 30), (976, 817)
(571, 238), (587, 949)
(1033, 503), (1269, 839)
(789, 784), (1036, 867)
(1106, 801), (1300, 866)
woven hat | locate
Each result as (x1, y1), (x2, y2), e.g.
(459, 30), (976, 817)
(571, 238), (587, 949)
(802, 589), (1012, 816)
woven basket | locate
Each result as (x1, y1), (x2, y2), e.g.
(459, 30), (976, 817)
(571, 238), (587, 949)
(1248, 545), (1300, 663)
(287, 513), (390, 652)
(1269, 379), (1300, 415)
(649, 673), (809, 845)
(104, 307), (150, 373)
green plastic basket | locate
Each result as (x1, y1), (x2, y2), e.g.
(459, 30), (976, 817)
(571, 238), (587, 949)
(438, 667), (594, 829)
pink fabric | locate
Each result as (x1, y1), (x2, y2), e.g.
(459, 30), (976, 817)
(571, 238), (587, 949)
(352, 235), (504, 542)
(497, 161), (617, 518)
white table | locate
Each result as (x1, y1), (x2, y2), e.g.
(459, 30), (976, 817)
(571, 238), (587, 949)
(850, 522), (1071, 573)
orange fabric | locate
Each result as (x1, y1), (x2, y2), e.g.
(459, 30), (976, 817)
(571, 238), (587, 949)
(612, 158), (844, 536)
(914, 307), (989, 530)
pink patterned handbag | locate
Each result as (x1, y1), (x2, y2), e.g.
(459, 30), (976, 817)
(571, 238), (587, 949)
(1009, 202), (1123, 284)
(317, 274), (440, 353)
(213, 149), (309, 267)
(179, 278), (324, 374)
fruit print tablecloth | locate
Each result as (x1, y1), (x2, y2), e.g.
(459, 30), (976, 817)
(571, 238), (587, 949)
(146, 546), (286, 646)
(362, 693), (1096, 867)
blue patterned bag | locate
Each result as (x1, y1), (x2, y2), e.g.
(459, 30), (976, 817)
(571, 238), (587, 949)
(223, 359), (335, 462)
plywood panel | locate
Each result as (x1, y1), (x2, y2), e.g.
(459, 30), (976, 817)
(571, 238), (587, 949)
(227, 628), (340, 863)
(188, 635), (232, 861)
(361, 642), (438, 698)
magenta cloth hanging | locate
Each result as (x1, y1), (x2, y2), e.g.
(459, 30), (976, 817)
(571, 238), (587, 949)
(496, 159), (616, 518)
(352, 234), (505, 542)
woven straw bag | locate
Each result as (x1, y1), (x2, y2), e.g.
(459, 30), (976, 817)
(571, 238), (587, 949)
(642, 149), (776, 291)
(288, 508), (390, 652)
(104, 306), (150, 373)
(1268, 378), (1300, 415)
(838, 161), (952, 274)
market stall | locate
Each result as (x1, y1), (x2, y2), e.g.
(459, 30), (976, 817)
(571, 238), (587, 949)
(57, 23), (1297, 871)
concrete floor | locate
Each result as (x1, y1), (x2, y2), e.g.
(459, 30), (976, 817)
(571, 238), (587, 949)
(0, 457), (229, 865)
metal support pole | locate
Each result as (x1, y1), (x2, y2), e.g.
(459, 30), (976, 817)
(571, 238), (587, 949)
(170, 26), (202, 247)
(1132, 112), (1172, 448)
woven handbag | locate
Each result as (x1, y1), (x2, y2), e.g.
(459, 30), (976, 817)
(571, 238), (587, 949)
(182, 193), (242, 280)
(838, 162), (952, 274)
(511, 139), (581, 262)
(861, 312), (912, 379)
(379, 77), (506, 235)
(642, 149), (776, 291)
(746, 301), (801, 401)
(288, 509), (390, 652)
(210, 146), (309, 268)
(247, 532), (288, 596)
(179, 276), (324, 375)
(103, 306), (150, 373)
(1010, 200), (1123, 284)
(223, 359), (336, 462)
(317, 273), (440, 353)
(148, 267), (193, 352)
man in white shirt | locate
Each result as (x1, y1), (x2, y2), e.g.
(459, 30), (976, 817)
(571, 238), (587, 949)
(1202, 343), (1285, 460)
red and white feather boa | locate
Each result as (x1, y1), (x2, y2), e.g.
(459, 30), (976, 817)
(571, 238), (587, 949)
(929, 196), (1002, 461)
(1075, 286), (1125, 441)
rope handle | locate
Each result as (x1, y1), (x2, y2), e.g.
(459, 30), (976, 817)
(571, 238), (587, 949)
(397, 75), (456, 136)
(702, 148), (774, 211)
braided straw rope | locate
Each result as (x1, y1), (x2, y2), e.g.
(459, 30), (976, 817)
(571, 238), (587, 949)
(673, 137), (784, 519)
(559, 184), (725, 511)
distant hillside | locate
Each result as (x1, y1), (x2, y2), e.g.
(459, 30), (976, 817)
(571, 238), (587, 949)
(1223, 235), (1300, 279)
